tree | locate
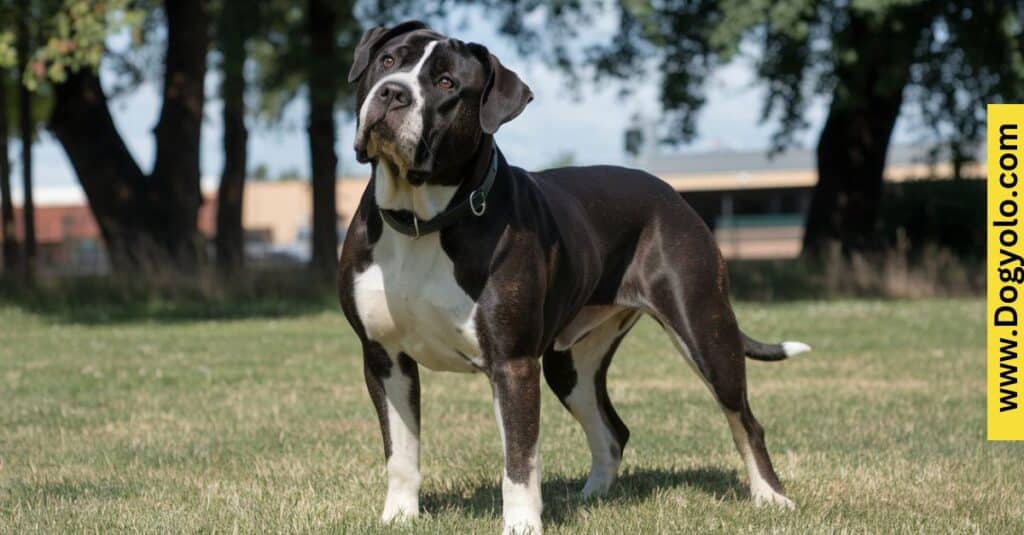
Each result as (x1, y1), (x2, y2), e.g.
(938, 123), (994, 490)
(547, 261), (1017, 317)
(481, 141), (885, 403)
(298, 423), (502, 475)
(255, 0), (361, 279)
(213, 0), (257, 277)
(643, 1), (1019, 256)
(1, 1), (58, 276)
(380, 0), (1024, 257)
(16, 0), (36, 273)
(44, 0), (209, 274)
(307, 0), (342, 279)
(752, 1), (1024, 255)
(0, 68), (15, 273)
(251, 163), (269, 181)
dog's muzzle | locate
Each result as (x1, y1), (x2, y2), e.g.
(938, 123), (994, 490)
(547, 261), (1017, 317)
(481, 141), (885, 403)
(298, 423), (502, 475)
(354, 82), (415, 164)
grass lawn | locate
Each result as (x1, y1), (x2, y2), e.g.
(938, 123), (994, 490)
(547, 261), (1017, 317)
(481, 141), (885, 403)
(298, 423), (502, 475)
(1, 297), (1019, 533)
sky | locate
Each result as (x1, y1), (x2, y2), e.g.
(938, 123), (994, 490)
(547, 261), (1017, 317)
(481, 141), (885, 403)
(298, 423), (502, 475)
(13, 10), (920, 192)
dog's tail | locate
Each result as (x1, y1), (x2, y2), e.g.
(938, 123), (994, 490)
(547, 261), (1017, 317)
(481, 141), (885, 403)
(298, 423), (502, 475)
(742, 332), (811, 362)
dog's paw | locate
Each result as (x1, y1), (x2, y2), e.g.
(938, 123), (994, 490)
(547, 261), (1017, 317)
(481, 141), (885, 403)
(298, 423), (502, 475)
(502, 521), (542, 535)
(381, 495), (419, 523)
(502, 508), (543, 535)
(580, 471), (615, 499)
(752, 488), (796, 510)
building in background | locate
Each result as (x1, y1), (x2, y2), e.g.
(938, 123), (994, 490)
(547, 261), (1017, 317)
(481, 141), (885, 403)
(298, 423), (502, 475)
(636, 144), (982, 259)
(8, 187), (108, 275)
(5, 145), (978, 275)
(4, 178), (363, 275)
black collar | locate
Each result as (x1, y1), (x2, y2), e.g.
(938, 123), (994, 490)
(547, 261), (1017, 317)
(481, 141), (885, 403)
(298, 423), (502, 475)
(378, 143), (499, 238)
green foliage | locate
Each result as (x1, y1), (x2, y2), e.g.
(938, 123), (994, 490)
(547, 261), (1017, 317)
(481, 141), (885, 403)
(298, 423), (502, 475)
(390, 1), (1024, 158)
(276, 167), (303, 181)
(0, 0), (145, 141)
(607, 0), (1024, 155)
(249, 0), (363, 126)
(251, 163), (270, 180)
(1, 0), (143, 90)
(878, 178), (985, 260)
(100, 2), (165, 99)
(545, 150), (576, 168)
(1, 70), (50, 141)
(249, 2), (306, 123)
(0, 31), (14, 67)
(0, 269), (336, 323)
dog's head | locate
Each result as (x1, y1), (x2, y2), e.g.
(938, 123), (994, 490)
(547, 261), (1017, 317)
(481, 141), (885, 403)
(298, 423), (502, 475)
(349, 21), (533, 185)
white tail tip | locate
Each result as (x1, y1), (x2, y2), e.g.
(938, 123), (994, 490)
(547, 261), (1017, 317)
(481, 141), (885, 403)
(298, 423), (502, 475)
(781, 341), (811, 357)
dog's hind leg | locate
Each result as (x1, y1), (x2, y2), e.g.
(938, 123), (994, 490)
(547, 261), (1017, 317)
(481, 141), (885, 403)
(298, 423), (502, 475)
(628, 233), (794, 508)
(544, 308), (641, 498)
(649, 292), (794, 508)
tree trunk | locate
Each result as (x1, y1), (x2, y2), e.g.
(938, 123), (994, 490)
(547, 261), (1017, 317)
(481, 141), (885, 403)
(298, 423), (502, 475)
(801, 10), (919, 258)
(215, 3), (248, 277)
(17, 3), (35, 274)
(0, 70), (18, 272)
(307, 0), (340, 280)
(148, 0), (209, 273)
(802, 95), (905, 256)
(50, 71), (150, 271)
(49, 0), (209, 276)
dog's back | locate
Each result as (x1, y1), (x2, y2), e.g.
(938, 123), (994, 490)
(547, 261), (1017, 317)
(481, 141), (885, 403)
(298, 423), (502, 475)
(525, 164), (723, 297)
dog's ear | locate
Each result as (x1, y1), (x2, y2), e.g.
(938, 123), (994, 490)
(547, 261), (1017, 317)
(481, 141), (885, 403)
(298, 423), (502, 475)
(348, 20), (430, 83)
(470, 44), (534, 134)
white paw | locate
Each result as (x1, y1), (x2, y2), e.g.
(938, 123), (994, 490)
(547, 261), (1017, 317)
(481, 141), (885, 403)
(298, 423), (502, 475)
(752, 487), (796, 510)
(502, 508), (542, 535)
(581, 469), (616, 499)
(381, 493), (418, 523)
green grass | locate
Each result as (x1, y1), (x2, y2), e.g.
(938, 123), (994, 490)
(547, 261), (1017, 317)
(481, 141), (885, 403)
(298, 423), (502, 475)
(1, 298), (1019, 533)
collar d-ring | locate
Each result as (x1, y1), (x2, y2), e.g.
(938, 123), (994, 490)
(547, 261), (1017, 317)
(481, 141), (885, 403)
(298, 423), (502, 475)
(470, 190), (487, 216)
(377, 141), (499, 238)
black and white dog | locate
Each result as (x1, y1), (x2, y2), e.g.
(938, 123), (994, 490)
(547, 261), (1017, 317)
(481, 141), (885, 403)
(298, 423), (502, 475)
(338, 21), (811, 534)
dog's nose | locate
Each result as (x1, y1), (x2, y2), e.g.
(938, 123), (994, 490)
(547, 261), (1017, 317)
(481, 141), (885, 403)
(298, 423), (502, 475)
(377, 82), (411, 109)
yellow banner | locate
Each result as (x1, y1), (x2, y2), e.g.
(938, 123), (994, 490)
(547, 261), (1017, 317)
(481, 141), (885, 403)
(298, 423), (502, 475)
(988, 104), (1024, 440)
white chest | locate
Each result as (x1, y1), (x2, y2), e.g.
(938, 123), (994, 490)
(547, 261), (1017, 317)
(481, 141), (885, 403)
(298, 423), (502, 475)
(353, 228), (484, 373)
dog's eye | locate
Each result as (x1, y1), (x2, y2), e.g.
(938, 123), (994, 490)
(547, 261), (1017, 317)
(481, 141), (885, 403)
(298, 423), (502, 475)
(381, 55), (395, 69)
(436, 76), (455, 90)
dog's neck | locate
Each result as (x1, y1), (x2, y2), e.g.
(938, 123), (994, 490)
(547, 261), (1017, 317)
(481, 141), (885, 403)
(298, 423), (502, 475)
(374, 160), (458, 221)
(373, 137), (494, 221)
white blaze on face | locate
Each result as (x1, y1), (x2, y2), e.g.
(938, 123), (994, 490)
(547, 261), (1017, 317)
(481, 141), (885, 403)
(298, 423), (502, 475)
(356, 40), (440, 164)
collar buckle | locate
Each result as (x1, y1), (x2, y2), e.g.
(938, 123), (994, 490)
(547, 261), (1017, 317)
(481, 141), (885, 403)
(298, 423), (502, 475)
(469, 190), (487, 216)
(376, 142), (498, 238)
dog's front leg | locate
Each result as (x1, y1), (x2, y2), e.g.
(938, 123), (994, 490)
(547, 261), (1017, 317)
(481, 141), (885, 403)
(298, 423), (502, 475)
(363, 341), (421, 523)
(490, 357), (543, 534)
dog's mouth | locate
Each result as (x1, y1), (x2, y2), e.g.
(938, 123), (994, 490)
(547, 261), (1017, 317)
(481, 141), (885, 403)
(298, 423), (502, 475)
(356, 127), (402, 164)
(357, 127), (433, 183)
(405, 169), (430, 185)
(354, 123), (390, 164)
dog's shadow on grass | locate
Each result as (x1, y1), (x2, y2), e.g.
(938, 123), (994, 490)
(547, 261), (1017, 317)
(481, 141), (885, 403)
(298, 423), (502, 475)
(422, 466), (744, 526)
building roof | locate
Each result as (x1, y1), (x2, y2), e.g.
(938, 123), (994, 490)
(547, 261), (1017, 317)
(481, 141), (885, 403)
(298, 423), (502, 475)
(637, 144), (983, 175)
(11, 185), (87, 206)
(637, 144), (983, 192)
